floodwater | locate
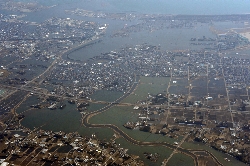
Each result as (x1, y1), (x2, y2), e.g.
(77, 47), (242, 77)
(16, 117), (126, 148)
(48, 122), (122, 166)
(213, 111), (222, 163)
(69, 21), (216, 61)
(14, 1), (250, 165)
(19, 0), (248, 142)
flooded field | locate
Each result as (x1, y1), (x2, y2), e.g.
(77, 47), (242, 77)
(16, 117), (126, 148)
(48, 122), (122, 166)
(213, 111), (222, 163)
(181, 142), (246, 166)
(21, 104), (81, 132)
(122, 76), (171, 103)
(190, 77), (208, 101)
(15, 95), (41, 114)
(228, 88), (247, 98)
(20, 98), (107, 132)
(85, 103), (107, 113)
(89, 106), (180, 143)
(116, 137), (173, 166)
(167, 153), (194, 166)
(208, 77), (227, 98)
(224, 48), (250, 59)
(68, 21), (216, 61)
(169, 77), (189, 95)
(77, 127), (114, 140)
(91, 89), (124, 102)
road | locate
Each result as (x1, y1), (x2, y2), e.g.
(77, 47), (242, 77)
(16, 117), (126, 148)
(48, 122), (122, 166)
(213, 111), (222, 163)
(220, 56), (234, 124)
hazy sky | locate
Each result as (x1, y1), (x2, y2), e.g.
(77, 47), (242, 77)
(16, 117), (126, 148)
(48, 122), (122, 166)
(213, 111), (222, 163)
(105, 0), (250, 15)
(12, 0), (250, 15)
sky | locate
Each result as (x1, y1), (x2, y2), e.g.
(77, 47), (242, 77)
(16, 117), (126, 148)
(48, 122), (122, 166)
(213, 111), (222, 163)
(11, 0), (250, 15)
(105, 0), (250, 15)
